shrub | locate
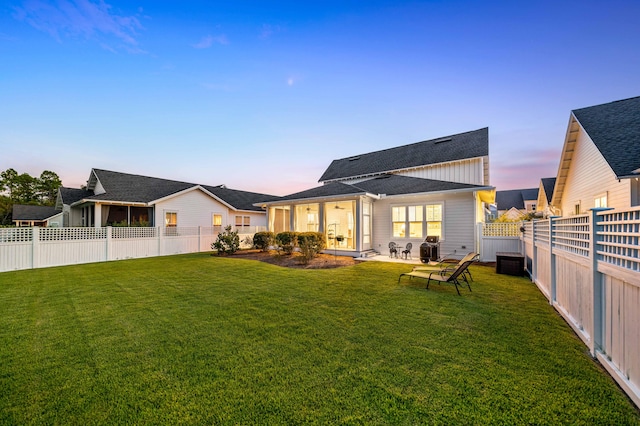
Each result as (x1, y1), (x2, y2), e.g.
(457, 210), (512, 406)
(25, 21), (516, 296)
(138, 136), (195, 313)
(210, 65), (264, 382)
(212, 225), (240, 255)
(297, 232), (326, 264)
(275, 231), (297, 255)
(253, 231), (274, 252)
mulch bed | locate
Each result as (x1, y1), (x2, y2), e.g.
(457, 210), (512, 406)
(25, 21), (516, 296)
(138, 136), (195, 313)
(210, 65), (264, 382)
(222, 249), (359, 269)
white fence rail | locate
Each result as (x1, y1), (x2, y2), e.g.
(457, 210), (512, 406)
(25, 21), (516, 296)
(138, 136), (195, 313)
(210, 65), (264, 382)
(522, 207), (640, 408)
(0, 226), (262, 272)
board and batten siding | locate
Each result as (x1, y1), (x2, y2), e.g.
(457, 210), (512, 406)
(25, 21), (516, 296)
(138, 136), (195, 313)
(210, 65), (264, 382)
(340, 157), (487, 186)
(371, 191), (477, 259)
(154, 189), (266, 228)
(561, 128), (630, 215)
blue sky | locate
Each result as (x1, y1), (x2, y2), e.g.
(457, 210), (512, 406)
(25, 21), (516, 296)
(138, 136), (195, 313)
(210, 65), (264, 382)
(2, 0), (639, 196)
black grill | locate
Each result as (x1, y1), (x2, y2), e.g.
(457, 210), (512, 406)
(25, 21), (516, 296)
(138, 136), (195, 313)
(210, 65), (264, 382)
(419, 236), (440, 263)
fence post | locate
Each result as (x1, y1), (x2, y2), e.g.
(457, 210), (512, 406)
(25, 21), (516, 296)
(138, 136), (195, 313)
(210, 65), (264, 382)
(157, 226), (163, 256)
(531, 221), (537, 283)
(198, 226), (202, 252)
(32, 226), (40, 269)
(549, 216), (559, 304)
(589, 207), (613, 357)
(106, 226), (112, 261)
(477, 223), (483, 261)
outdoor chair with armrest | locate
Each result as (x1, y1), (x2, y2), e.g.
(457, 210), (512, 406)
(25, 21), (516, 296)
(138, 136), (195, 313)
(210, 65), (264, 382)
(412, 252), (478, 282)
(398, 259), (474, 295)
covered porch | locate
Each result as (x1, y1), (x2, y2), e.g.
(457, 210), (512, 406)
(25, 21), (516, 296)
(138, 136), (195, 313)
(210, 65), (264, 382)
(72, 201), (154, 227)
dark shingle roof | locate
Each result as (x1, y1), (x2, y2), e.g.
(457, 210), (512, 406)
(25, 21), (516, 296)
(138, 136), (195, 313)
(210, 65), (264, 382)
(202, 185), (281, 211)
(572, 96), (640, 178)
(495, 188), (538, 210)
(59, 187), (93, 205)
(271, 182), (368, 202)
(318, 128), (489, 182)
(540, 177), (556, 203)
(268, 175), (488, 204)
(81, 169), (279, 212)
(12, 204), (59, 221)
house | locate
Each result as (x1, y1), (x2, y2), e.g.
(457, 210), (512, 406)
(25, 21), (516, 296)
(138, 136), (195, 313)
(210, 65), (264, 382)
(56, 169), (280, 231)
(551, 96), (640, 215)
(536, 177), (557, 218)
(12, 204), (62, 227)
(257, 128), (495, 258)
(494, 188), (539, 220)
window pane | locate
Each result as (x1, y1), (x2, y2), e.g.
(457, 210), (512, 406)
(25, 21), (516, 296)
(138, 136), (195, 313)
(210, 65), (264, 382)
(244, 216), (250, 226)
(408, 205), (422, 221)
(426, 204), (442, 221)
(165, 212), (177, 227)
(427, 222), (441, 238)
(392, 206), (405, 222)
(213, 214), (222, 226)
(393, 222), (405, 238)
(409, 222), (422, 238)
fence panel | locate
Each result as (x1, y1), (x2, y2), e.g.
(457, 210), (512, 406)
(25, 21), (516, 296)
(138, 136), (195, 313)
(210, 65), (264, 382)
(554, 253), (593, 346)
(478, 223), (521, 262)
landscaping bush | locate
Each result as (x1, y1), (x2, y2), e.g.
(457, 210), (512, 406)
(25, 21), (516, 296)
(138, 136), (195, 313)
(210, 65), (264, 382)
(212, 225), (240, 255)
(275, 231), (297, 255)
(296, 232), (326, 264)
(253, 231), (274, 252)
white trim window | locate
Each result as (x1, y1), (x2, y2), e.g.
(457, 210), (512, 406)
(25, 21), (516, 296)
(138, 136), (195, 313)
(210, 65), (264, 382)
(594, 193), (608, 208)
(392, 203), (443, 239)
(212, 213), (223, 232)
(165, 211), (177, 227)
(235, 215), (250, 231)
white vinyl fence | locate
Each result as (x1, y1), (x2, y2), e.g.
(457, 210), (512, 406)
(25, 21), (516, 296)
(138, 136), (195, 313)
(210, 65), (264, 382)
(523, 207), (640, 408)
(0, 226), (262, 272)
(478, 222), (522, 262)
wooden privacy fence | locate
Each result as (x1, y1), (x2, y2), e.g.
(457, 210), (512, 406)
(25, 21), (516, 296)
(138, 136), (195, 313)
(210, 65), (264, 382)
(0, 226), (261, 273)
(523, 207), (640, 408)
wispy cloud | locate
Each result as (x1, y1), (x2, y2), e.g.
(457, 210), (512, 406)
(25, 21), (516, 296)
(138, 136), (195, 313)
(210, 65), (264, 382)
(192, 34), (228, 49)
(12, 0), (144, 51)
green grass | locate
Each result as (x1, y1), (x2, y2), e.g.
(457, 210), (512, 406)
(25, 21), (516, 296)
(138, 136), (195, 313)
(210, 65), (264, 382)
(1, 254), (638, 425)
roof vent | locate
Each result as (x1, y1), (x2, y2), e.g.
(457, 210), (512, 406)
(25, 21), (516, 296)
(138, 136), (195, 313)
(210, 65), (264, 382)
(434, 138), (452, 144)
(347, 156), (361, 161)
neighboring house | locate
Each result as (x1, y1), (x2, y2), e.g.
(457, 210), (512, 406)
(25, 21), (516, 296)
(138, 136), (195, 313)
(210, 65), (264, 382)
(257, 128), (495, 258)
(494, 188), (539, 219)
(56, 169), (280, 231)
(536, 177), (557, 218)
(12, 204), (62, 227)
(551, 96), (640, 215)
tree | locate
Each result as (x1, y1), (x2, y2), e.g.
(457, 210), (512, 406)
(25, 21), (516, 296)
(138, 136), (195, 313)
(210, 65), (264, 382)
(37, 170), (62, 205)
(0, 168), (18, 199)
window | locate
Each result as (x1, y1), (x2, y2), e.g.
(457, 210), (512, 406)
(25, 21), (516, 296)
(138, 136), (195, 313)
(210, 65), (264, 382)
(391, 204), (443, 239)
(594, 193), (608, 208)
(270, 206), (290, 233)
(574, 203), (581, 215)
(392, 206), (406, 238)
(235, 215), (250, 230)
(294, 204), (319, 232)
(425, 204), (442, 238)
(165, 211), (177, 227)
(212, 214), (222, 232)
(165, 211), (178, 236)
(408, 205), (423, 238)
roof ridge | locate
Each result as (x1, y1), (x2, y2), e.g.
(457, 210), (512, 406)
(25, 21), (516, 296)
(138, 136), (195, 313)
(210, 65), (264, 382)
(330, 127), (488, 162)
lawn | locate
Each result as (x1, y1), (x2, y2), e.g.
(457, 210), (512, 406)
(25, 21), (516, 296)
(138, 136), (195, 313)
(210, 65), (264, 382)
(0, 254), (638, 425)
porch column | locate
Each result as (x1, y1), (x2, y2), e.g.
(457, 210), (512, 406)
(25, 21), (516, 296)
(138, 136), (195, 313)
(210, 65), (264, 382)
(94, 203), (102, 228)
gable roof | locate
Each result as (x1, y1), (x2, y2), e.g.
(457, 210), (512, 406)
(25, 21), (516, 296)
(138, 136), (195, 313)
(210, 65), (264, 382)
(540, 177), (556, 203)
(76, 169), (279, 212)
(572, 96), (640, 179)
(12, 204), (59, 221)
(318, 128), (489, 183)
(57, 187), (95, 207)
(495, 188), (538, 211)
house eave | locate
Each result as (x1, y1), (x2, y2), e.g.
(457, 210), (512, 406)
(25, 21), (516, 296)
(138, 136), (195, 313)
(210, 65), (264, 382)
(254, 192), (380, 208)
(380, 185), (494, 200)
(70, 198), (149, 208)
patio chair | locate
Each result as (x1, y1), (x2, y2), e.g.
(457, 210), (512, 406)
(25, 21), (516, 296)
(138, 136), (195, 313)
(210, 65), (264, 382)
(389, 242), (398, 258)
(412, 252), (478, 282)
(398, 260), (474, 295)
(401, 242), (412, 259)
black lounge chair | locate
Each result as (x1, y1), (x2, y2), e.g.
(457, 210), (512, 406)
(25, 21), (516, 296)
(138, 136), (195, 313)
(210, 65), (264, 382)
(398, 259), (474, 295)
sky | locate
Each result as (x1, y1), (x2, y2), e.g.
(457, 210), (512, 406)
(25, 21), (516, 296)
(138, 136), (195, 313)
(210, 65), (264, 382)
(2, 0), (640, 196)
